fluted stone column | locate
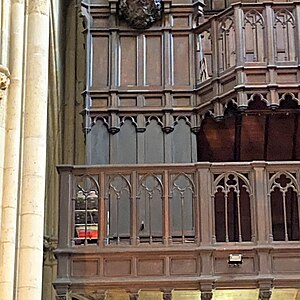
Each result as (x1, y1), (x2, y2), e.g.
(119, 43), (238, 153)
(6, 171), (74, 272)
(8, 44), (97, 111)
(0, 0), (25, 298)
(17, 0), (50, 299)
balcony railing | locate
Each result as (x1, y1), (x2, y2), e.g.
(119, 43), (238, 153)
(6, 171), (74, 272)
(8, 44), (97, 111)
(57, 161), (300, 249)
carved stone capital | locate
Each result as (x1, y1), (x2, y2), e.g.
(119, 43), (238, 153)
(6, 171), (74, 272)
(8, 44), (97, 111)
(119, 0), (162, 29)
(163, 291), (172, 300)
(0, 65), (10, 101)
(43, 236), (57, 263)
(129, 292), (139, 300)
(55, 285), (70, 300)
(56, 291), (68, 300)
(201, 291), (213, 300)
(259, 290), (272, 300)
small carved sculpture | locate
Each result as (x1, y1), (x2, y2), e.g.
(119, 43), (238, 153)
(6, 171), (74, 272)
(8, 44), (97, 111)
(0, 68), (10, 100)
(259, 290), (272, 300)
(201, 291), (213, 300)
(162, 292), (172, 300)
(129, 293), (139, 300)
(43, 236), (57, 262)
(119, 0), (162, 29)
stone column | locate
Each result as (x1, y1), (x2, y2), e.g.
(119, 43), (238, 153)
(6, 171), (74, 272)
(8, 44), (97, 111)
(0, 0), (11, 66)
(0, 64), (10, 232)
(0, 0), (12, 242)
(0, 0), (25, 298)
(17, 0), (50, 299)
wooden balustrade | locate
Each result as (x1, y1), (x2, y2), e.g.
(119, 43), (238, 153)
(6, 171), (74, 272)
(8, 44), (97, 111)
(57, 161), (300, 249)
(55, 161), (300, 295)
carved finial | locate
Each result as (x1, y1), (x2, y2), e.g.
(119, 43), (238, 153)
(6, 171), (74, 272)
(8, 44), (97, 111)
(119, 0), (162, 29)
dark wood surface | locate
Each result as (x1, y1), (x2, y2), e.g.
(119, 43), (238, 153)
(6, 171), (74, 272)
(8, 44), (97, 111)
(55, 0), (300, 297)
(55, 162), (300, 296)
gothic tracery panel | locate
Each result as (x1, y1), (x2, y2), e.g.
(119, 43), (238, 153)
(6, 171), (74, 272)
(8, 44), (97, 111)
(170, 173), (196, 242)
(137, 174), (164, 243)
(197, 30), (212, 83)
(73, 175), (100, 245)
(213, 172), (252, 243)
(243, 10), (265, 62)
(274, 9), (296, 62)
(105, 174), (131, 244)
(269, 172), (299, 241)
(218, 16), (236, 72)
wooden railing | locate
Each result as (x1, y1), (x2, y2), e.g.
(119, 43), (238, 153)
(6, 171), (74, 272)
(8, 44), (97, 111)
(57, 161), (300, 249)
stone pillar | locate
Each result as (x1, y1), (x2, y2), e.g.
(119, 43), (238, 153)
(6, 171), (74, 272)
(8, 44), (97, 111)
(0, 64), (10, 232)
(0, 0), (12, 238)
(17, 0), (50, 299)
(0, 0), (11, 65)
(0, 0), (25, 298)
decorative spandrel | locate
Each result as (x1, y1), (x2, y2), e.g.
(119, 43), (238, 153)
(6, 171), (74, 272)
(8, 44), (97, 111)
(119, 0), (162, 29)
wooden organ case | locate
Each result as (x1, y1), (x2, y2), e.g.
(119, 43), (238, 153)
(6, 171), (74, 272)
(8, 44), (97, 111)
(55, 0), (300, 299)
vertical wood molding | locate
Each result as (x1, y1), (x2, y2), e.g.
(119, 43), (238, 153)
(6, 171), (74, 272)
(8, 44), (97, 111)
(253, 163), (269, 244)
(199, 166), (212, 245)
